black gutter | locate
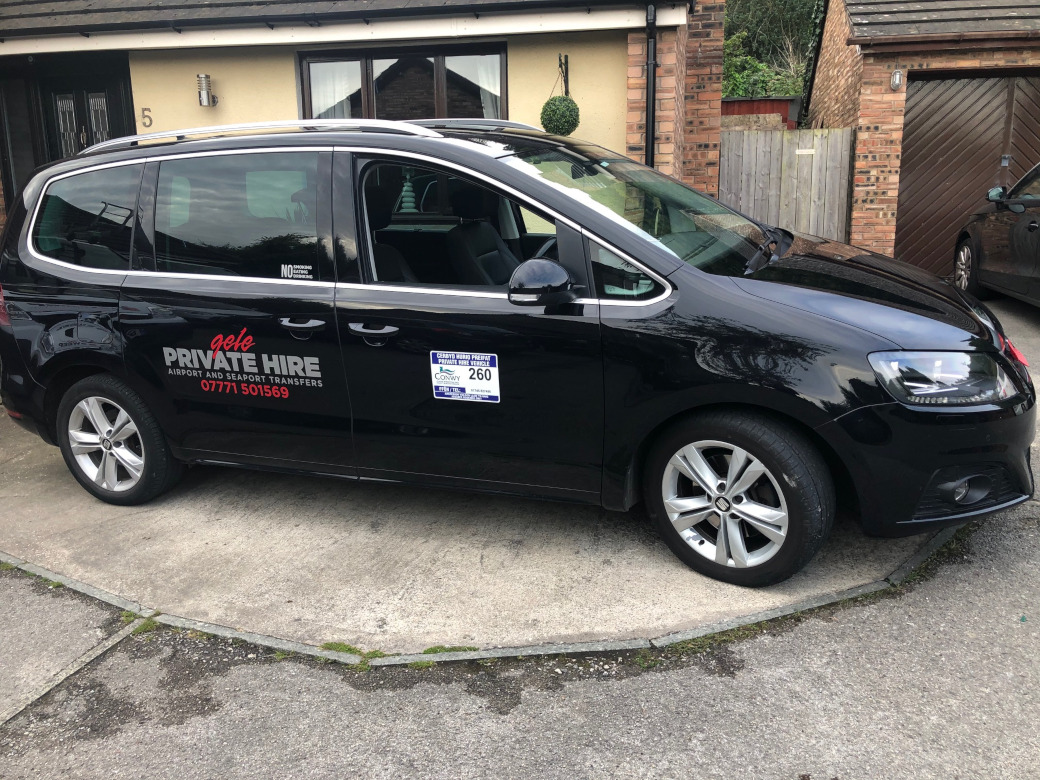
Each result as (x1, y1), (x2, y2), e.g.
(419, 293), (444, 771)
(645, 2), (658, 169)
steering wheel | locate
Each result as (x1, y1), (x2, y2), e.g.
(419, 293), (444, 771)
(532, 237), (559, 261)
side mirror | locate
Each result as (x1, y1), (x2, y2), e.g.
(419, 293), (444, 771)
(987, 186), (1007, 203)
(508, 258), (576, 307)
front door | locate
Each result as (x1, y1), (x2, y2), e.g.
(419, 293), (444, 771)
(333, 153), (603, 500)
(979, 166), (1040, 297)
(40, 74), (133, 158)
(121, 149), (355, 470)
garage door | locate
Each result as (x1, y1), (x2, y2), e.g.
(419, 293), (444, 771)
(894, 75), (1040, 276)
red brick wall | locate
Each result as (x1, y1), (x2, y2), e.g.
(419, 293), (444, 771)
(807, 0), (862, 129)
(850, 45), (1040, 256)
(683, 1), (724, 195)
(626, 1), (723, 193)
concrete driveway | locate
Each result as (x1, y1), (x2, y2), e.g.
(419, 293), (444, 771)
(7, 297), (1040, 657)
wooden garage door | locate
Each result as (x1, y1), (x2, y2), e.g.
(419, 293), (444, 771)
(894, 75), (1040, 276)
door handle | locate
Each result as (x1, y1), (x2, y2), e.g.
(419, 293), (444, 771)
(348, 322), (400, 337)
(1028, 220), (1039, 233)
(279, 317), (326, 341)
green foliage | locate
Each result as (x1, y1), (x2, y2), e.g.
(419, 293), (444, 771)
(422, 645), (479, 654)
(723, 32), (805, 99)
(540, 95), (580, 136)
(725, 0), (819, 65)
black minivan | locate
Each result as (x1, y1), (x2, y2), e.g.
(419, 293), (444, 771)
(0, 119), (1034, 586)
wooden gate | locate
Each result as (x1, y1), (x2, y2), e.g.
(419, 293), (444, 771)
(718, 127), (854, 243)
(895, 75), (1040, 276)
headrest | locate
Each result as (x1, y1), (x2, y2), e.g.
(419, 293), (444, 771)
(366, 182), (399, 232)
(450, 184), (495, 221)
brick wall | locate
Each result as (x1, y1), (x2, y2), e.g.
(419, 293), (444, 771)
(850, 45), (1040, 256)
(807, 0), (862, 129)
(682, 1), (724, 195)
(626, 1), (723, 193)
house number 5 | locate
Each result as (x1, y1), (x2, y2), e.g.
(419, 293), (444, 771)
(141, 107), (153, 128)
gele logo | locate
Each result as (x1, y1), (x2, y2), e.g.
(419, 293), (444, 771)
(210, 328), (254, 353)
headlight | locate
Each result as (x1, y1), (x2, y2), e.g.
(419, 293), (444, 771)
(868, 351), (1018, 406)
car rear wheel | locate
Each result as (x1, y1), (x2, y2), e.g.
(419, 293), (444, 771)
(954, 239), (987, 298)
(643, 411), (834, 587)
(57, 375), (182, 505)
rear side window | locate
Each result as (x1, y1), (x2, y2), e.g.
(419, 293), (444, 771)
(32, 164), (142, 270)
(153, 152), (320, 280)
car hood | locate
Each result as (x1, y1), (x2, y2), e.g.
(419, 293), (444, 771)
(727, 233), (997, 351)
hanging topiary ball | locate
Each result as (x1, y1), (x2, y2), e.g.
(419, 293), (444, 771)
(540, 95), (580, 136)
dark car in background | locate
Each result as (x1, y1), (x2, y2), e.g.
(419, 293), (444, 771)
(0, 119), (1035, 587)
(955, 162), (1040, 303)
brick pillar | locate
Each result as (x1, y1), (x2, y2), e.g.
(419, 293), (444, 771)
(848, 56), (905, 256)
(682, 1), (725, 196)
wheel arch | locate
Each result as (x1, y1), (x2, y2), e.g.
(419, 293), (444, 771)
(41, 364), (110, 443)
(619, 402), (860, 521)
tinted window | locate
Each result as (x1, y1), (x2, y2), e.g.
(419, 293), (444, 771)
(154, 153), (320, 280)
(33, 164), (142, 270)
(590, 243), (664, 301)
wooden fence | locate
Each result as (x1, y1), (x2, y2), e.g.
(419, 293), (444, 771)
(718, 127), (854, 242)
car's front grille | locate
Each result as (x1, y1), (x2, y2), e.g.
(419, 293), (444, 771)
(913, 463), (1024, 520)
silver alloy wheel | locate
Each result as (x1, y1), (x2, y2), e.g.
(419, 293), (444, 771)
(67, 396), (145, 493)
(662, 440), (789, 568)
(954, 243), (972, 290)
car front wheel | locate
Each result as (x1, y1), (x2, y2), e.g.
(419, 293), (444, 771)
(644, 411), (834, 587)
(954, 239), (987, 298)
(57, 374), (183, 505)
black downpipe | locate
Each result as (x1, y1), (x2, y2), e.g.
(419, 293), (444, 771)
(645, 3), (658, 169)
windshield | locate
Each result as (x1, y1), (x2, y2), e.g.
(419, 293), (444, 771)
(504, 143), (766, 275)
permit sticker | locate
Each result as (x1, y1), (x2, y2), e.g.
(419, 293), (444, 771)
(430, 351), (500, 403)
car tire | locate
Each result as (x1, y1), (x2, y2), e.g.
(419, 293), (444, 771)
(643, 410), (834, 587)
(954, 238), (989, 299)
(57, 374), (183, 505)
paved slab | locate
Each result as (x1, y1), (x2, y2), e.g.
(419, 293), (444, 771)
(0, 569), (121, 718)
(0, 491), (1036, 780)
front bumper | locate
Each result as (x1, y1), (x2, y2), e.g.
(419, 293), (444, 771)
(816, 397), (1035, 537)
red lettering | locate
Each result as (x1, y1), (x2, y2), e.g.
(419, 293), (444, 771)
(209, 327), (255, 353)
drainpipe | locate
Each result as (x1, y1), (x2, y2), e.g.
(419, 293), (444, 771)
(645, 2), (658, 169)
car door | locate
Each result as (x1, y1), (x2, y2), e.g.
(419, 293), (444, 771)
(331, 151), (603, 500)
(119, 148), (356, 471)
(979, 166), (1040, 298)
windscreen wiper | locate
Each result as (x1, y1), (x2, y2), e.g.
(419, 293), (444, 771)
(744, 223), (793, 275)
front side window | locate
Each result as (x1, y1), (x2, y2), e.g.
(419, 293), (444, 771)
(361, 160), (557, 288)
(153, 153), (319, 280)
(32, 164), (142, 270)
(304, 49), (503, 121)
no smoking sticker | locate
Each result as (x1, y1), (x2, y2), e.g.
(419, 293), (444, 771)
(430, 351), (500, 403)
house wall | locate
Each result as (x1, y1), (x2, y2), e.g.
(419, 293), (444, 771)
(850, 45), (1040, 257)
(507, 31), (629, 154)
(807, 1), (863, 129)
(129, 47), (300, 132)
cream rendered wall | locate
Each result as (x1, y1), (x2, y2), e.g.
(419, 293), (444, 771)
(507, 31), (629, 153)
(128, 47), (299, 133)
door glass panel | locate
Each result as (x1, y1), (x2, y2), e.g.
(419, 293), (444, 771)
(444, 55), (501, 119)
(33, 164), (142, 269)
(1010, 167), (1040, 199)
(373, 57), (436, 120)
(309, 61), (363, 119)
(87, 92), (110, 145)
(154, 152), (320, 280)
(55, 93), (77, 157)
